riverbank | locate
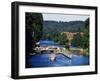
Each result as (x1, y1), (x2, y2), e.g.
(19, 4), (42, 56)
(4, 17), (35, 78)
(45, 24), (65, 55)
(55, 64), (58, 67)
(68, 47), (89, 56)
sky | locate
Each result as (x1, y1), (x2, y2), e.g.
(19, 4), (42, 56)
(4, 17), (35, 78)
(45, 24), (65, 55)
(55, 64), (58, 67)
(43, 13), (89, 22)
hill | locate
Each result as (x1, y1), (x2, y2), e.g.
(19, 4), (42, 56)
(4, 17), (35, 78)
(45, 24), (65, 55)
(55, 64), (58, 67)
(43, 21), (85, 33)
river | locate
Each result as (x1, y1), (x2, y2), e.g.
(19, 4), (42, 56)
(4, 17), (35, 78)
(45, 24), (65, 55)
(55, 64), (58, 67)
(27, 53), (89, 68)
(26, 40), (89, 68)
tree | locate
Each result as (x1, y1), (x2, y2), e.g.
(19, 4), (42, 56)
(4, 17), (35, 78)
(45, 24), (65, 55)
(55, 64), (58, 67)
(58, 33), (68, 46)
(81, 18), (89, 48)
(71, 18), (89, 49)
(26, 13), (43, 53)
(72, 33), (82, 47)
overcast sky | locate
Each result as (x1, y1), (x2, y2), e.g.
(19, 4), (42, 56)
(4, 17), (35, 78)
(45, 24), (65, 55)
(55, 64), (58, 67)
(43, 13), (89, 22)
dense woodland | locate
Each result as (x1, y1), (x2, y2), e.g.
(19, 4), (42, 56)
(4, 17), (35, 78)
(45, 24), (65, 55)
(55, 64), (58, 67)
(25, 13), (43, 54)
(43, 21), (85, 33)
(72, 18), (89, 48)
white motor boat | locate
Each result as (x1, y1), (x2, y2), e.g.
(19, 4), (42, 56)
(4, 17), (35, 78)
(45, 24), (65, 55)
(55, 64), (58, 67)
(49, 53), (56, 61)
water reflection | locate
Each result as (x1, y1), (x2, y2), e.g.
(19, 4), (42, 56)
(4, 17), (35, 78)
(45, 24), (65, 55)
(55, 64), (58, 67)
(27, 53), (89, 68)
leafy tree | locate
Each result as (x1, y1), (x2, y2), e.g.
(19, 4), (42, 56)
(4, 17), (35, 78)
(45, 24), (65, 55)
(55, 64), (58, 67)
(81, 18), (89, 48)
(72, 33), (82, 47)
(26, 13), (43, 53)
(58, 33), (68, 46)
(71, 18), (89, 49)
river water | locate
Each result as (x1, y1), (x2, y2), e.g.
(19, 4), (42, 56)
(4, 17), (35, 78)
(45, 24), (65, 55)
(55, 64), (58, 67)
(27, 40), (89, 68)
(27, 53), (89, 68)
